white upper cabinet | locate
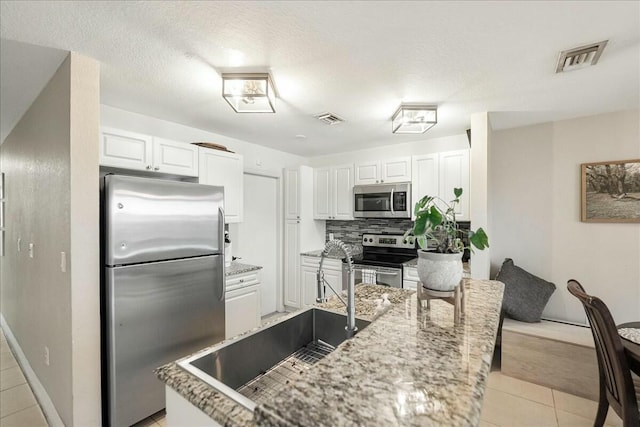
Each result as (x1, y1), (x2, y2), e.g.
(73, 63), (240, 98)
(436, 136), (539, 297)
(333, 165), (354, 220)
(152, 137), (199, 176)
(354, 157), (411, 185)
(354, 161), (380, 185)
(313, 164), (354, 220)
(199, 148), (243, 223)
(99, 127), (198, 177)
(411, 153), (439, 217)
(439, 149), (470, 221)
(381, 157), (412, 183)
(100, 127), (153, 171)
(284, 168), (301, 220)
(412, 149), (470, 221)
(313, 168), (331, 219)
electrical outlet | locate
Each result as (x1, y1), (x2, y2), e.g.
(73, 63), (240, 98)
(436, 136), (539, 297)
(60, 252), (67, 273)
(44, 346), (50, 366)
(17, 237), (21, 252)
(28, 243), (34, 258)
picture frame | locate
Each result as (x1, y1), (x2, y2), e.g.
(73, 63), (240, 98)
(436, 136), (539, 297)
(581, 159), (640, 223)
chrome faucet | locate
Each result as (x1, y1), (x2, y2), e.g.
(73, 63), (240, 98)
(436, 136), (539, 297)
(317, 239), (357, 338)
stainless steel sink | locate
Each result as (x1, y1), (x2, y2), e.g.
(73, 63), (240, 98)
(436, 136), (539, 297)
(178, 307), (370, 412)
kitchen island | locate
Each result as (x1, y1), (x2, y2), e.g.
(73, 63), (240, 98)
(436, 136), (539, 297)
(156, 279), (504, 426)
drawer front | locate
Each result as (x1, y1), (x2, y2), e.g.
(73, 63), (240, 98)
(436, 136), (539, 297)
(226, 271), (259, 292)
(301, 255), (342, 271)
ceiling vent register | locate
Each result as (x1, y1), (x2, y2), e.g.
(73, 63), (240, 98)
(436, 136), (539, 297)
(315, 112), (345, 125)
(556, 40), (608, 73)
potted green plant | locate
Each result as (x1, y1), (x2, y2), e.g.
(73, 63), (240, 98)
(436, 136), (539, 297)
(405, 188), (489, 291)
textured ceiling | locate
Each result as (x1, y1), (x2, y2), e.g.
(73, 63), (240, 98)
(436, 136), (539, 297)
(1, 1), (638, 155)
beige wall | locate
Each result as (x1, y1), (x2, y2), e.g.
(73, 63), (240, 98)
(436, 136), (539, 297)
(489, 110), (640, 324)
(0, 52), (100, 426)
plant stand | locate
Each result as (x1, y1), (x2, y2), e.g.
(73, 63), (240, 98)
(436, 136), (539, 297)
(417, 280), (466, 324)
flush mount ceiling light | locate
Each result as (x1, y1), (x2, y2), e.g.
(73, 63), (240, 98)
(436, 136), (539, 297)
(221, 73), (276, 113)
(392, 104), (437, 134)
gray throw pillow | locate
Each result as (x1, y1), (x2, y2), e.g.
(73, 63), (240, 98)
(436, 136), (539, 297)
(495, 258), (556, 323)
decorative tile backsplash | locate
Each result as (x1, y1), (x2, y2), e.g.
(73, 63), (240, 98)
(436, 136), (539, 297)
(326, 219), (471, 260)
(325, 219), (414, 245)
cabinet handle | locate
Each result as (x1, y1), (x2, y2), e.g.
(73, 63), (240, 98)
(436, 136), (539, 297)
(376, 180), (379, 183)
(381, 179), (384, 183)
(297, 220), (300, 223)
(297, 216), (300, 219)
(146, 165), (152, 170)
(239, 279), (244, 283)
(154, 167), (160, 171)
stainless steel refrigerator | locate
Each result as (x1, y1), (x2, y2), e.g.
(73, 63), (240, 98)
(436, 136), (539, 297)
(103, 175), (225, 427)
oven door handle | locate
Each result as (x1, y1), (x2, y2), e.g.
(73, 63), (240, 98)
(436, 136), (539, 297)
(390, 188), (395, 214)
(376, 270), (400, 276)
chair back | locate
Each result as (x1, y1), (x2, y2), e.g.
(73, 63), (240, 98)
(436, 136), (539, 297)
(567, 279), (639, 424)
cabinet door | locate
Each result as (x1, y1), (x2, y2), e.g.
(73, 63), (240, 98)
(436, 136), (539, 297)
(333, 164), (354, 220)
(284, 169), (300, 220)
(354, 161), (380, 185)
(199, 149), (243, 223)
(99, 127), (153, 171)
(302, 266), (319, 307)
(283, 220), (300, 308)
(225, 284), (261, 339)
(323, 268), (343, 297)
(313, 168), (331, 220)
(381, 157), (412, 183)
(411, 154), (439, 218)
(152, 138), (199, 176)
(439, 150), (470, 221)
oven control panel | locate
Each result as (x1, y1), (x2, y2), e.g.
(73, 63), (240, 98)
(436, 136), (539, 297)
(362, 233), (416, 249)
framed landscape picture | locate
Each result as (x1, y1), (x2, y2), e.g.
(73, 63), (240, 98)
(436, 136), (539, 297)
(581, 159), (640, 223)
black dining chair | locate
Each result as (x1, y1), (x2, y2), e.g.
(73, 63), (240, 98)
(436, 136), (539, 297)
(567, 279), (640, 426)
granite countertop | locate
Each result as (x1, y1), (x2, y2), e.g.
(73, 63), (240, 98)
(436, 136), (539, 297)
(301, 247), (362, 259)
(225, 261), (263, 276)
(157, 279), (504, 426)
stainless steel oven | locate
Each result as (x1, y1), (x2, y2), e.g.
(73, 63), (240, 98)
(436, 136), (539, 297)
(342, 233), (417, 289)
(353, 182), (411, 218)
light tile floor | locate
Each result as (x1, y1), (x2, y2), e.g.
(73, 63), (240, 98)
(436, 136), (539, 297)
(1, 327), (627, 427)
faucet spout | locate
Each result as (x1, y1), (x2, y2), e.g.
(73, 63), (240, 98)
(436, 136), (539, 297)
(317, 239), (357, 338)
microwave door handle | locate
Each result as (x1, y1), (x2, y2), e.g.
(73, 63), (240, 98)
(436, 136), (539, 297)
(390, 189), (395, 214)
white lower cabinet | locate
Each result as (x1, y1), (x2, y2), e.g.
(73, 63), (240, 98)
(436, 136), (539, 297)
(301, 256), (343, 306)
(225, 270), (261, 339)
(403, 266), (419, 291)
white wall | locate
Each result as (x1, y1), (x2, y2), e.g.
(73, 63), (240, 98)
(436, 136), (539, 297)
(470, 112), (491, 279)
(0, 52), (101, 426)
(489, 110), (640, 324)
(308, 133), (469, 167)
(100, 105), (307, 175)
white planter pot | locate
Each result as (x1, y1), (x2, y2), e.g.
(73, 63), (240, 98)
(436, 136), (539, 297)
(417, 250), (463, 292)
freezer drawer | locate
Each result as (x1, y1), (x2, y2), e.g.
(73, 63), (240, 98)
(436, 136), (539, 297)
(105, 255), (224, 427)
(105, 174), (223, 265)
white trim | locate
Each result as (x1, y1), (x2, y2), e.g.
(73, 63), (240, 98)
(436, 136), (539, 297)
(243, 166), (280, 179)
(1, 314), (65, 427)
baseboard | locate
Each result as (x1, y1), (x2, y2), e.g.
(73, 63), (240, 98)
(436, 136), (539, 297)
(1, 314), (65, 427)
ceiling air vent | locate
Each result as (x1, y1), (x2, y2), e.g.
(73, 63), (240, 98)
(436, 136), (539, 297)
(556, 40), (608, 73)
(315, 112), (345, 125)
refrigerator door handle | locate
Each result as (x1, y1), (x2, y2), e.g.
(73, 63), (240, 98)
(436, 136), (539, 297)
(219, 207), (226, 300)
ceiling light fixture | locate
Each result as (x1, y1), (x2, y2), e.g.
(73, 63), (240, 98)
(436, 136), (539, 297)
(221, 73), (276, 113)
(392, 104), (437, 134)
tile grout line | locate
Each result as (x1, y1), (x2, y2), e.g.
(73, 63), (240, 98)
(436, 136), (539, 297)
(485, 382), (556, 409)
(0, 402), (39, 420)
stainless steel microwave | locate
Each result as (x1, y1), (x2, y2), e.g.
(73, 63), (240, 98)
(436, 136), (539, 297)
(353, 182), (411, 218)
